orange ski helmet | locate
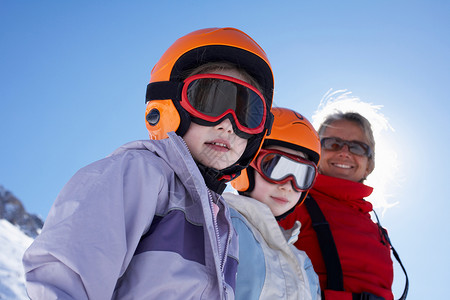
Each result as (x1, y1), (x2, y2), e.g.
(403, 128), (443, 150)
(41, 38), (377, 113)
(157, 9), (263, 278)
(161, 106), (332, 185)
(145, 27), (274, 180)
(231, 107), (320, 212)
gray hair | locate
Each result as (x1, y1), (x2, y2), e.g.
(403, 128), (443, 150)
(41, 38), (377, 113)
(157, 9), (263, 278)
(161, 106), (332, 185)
(318, 111), (375, 177)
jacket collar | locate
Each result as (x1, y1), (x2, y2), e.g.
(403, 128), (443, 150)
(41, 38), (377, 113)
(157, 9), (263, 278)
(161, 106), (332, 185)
(312, 174), (374, 213)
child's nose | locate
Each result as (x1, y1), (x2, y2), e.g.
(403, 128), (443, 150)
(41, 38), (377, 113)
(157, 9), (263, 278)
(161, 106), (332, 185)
(278, 180), (293, 192)
(214, 118), (233, 133)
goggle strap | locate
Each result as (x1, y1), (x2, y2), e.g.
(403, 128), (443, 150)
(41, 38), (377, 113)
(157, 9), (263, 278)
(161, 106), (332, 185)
(146, 81), (183, 103)
(265, 112), (274, 135)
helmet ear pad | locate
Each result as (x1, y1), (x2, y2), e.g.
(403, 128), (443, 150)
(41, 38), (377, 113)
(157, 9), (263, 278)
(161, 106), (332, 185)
(231, 166), (256, 194)
(145, 99), (191, 140)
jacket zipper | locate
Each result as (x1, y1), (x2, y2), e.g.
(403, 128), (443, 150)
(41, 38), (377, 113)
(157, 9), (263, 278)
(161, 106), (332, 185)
(208, 190), (223, 270)
(179, 136), (229, 298)
(179, 136), (225, 271)
(208, 190), (231, 300)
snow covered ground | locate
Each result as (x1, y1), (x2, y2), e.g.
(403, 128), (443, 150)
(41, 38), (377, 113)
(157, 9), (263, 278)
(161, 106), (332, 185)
(0, 219), (33, 300)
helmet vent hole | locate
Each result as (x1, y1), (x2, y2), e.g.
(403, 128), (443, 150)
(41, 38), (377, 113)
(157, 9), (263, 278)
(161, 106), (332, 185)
(146, 109), (160, 126)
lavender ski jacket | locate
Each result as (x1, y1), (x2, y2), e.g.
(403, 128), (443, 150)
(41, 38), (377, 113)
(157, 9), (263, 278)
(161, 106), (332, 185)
(23, 132), (239, 300)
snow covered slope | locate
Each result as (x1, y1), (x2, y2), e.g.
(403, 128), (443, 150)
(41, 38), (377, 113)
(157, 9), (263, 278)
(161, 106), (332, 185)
(0, 219), (33, 300)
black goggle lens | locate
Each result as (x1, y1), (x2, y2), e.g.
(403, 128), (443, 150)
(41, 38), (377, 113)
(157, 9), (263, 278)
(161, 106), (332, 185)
(186, 78), (265, 130)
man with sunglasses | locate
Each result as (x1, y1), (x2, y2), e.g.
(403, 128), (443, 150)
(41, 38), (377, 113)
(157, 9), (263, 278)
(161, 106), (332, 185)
(280, 112), (396, 300)
(225, 107), (321, 300)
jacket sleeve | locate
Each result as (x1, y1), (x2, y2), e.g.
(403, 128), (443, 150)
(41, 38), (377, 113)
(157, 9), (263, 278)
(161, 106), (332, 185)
(303, 254), (322, 300)
(22, 151), (167, 299)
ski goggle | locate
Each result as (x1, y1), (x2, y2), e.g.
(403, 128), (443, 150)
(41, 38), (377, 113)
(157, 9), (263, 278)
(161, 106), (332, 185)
(321, 137), (373, 158)
(251, 149), (318, 192)
(180, 73), (268, 136)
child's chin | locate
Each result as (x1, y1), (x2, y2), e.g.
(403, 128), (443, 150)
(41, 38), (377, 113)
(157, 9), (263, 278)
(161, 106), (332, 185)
(208, 163), (229, 170)
(204, 160), (239, 171)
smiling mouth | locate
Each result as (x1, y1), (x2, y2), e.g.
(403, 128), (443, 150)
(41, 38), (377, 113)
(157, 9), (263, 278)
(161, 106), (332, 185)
(212, 142), (229, 149)
(205, 141), (230, 152)
(332, 163), (353, 169)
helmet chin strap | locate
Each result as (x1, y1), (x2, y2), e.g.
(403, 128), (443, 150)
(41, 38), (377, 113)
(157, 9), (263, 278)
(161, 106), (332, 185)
(196, 163), (228, 195)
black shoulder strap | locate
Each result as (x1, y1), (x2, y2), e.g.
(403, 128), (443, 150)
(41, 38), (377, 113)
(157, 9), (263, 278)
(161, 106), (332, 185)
(304, 195), (344, 291)
(305, 195), (408, 300)
(372, 210), (409, 300)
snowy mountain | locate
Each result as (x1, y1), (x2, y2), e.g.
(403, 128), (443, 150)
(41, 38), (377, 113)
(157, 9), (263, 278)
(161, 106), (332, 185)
(0, 219), (33, 299)
(0, 185), (43, 238)
(0, 185), (43, 300)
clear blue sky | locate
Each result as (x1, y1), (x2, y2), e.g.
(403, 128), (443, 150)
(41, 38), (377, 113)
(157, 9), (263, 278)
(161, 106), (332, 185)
(1, 1), (449, 298)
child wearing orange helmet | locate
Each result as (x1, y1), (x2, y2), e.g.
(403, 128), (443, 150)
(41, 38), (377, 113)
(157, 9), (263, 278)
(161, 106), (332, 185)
(225, 107), (321, 300)
(23, 28), (274, 299)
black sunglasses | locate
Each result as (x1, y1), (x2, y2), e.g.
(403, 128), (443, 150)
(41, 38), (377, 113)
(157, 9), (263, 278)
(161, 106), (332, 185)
(321, 137), (373, 158)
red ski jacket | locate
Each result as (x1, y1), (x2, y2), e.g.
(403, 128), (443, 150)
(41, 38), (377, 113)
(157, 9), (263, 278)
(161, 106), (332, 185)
(279, 174), (394, 300)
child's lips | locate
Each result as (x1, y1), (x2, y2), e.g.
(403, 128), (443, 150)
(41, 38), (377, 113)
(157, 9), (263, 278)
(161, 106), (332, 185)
(271, 196), (289, 204)
(205, 139), (230, 152)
